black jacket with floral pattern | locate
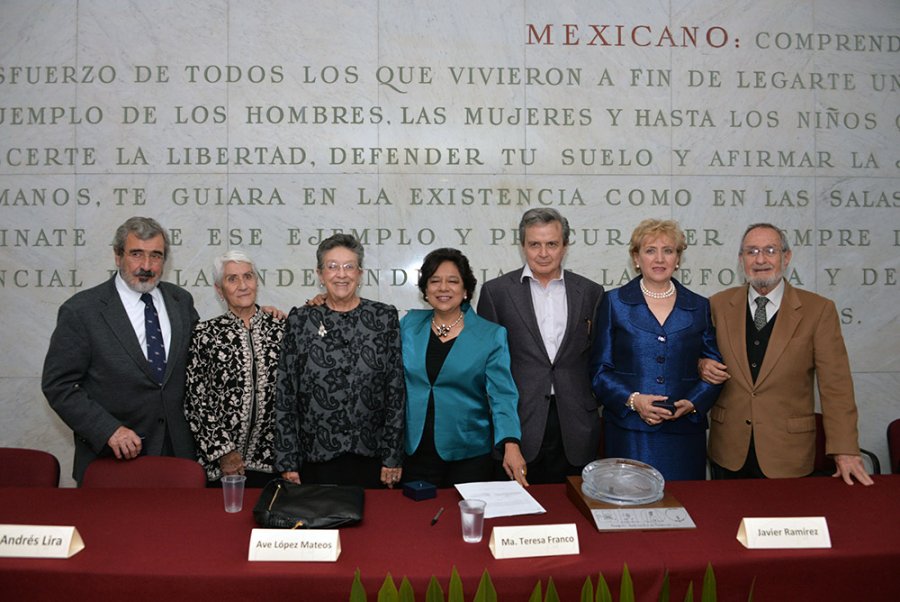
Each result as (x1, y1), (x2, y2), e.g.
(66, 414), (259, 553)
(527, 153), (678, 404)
(185, 308), (284, 480)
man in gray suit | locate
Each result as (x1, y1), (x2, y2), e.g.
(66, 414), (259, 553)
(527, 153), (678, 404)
(478, 209), (604, 484)
(42, 216), (199, 483)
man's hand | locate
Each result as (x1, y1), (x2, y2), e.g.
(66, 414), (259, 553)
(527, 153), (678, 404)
(833, 454), (874, 486)
(281, 471), (301, 484)
(107, 426), (142, 460)
(699, 358), (730, 385)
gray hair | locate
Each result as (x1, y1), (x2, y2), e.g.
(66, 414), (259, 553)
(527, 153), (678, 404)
(518, 208), (571, 246)
(112, 216), (169, 258)
(740, 223), (791, 254)
(213, 249), (257, 286)
(315, 233), (365, 270)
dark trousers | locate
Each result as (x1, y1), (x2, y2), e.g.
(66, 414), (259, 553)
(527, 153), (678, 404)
(520, 396), (583, 485)
(709, 434), (820, 480)
(404, 449), (494, 488)
(300, 453), (385, 488)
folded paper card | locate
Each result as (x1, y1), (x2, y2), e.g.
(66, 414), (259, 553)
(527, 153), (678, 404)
(248, 528), (341, 561)
(489, 523), (579, 559)
(0, 525), (84, 559)
(737, 517), (831, 549)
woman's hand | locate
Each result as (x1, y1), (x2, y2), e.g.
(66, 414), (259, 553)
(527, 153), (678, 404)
(260, 305), (287, 320)
(281, 471), (300, 484)
(631, 393), (672, 426)
(502, 442), (529, 487)
(218, 450), (245, 475)
(306, 294), (327, 307)
(380, 466), (402, 488)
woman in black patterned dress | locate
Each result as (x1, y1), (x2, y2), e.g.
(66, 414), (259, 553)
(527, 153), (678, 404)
(184, 250), (285, 488)
(273, 234), (406, 488)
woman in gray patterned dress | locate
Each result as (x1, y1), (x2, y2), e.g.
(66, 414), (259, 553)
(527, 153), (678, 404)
(184, 250), (285, 488)
(273, 234), (406, 488)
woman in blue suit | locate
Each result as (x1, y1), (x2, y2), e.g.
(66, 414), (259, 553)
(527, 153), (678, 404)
(591, 219), (723, 480)
(401, 248), (529, 488)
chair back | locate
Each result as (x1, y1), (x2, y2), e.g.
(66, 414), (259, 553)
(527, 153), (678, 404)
(888, 419), (900, 474)
(81, 456), (206, 488)
(0, 447), (60, 487)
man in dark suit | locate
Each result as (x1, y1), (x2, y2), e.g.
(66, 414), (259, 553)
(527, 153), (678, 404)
(702, 223), (873, 485)
(478, 209), (604, 483)
(42, 216), (200, 483)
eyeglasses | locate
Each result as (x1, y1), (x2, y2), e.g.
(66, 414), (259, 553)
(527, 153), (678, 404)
(127, 250), (165, 263)
(742, 246), (782, 257)
(324, 262), (359, 273)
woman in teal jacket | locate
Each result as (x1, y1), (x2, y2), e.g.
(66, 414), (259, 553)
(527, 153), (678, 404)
(401, 248), (528, 488)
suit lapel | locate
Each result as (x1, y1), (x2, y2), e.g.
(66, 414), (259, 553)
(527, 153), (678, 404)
(723, 285), (754, 387)
(755, 282), (802, 386)
(509, 275), (550, 362)
(99, 278), (157, 383)
(619, 278), (664, 336)
(556, 273), (582, 357)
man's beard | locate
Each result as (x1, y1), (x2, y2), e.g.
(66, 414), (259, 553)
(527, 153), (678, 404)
(744, 261), (784, 291)
(121, 267), (160, 293)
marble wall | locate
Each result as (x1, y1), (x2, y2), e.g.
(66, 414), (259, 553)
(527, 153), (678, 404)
(1, 0), (897, 485)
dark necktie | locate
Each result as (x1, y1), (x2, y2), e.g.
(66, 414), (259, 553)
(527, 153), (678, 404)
(754, 296), (769, 331)
(140, 293), (167, 384)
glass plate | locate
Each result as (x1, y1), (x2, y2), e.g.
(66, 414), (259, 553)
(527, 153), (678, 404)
(581, 458), (665, 505)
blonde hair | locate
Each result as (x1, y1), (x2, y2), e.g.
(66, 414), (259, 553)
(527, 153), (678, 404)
(628, 219), (687, 265)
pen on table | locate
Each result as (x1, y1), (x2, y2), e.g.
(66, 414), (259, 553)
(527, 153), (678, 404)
(430, 507), (444, 526)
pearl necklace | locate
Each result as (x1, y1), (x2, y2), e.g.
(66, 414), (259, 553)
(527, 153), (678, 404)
(432, 312), (464, 337)
(640, 279), (676, 299)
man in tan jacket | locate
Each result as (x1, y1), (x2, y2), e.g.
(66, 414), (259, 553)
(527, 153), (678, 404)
(702, 223), (872, 485)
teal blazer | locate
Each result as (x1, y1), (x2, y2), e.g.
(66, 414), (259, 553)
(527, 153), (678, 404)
(401, 304), (521, 461)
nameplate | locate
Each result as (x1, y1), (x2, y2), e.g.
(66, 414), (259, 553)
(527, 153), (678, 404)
(248, 528), (341, 561)
(0, 525), (84, 558)
(737, 517), (831, 549)
(488, 523), (579, 559)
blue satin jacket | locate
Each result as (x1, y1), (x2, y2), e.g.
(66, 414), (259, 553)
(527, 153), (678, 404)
(590, 277), (723, 434)
(401, 304), (521, 460)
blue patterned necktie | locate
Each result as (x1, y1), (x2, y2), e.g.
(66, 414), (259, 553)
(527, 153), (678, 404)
(140, 293), (167, 384)
(753, 296), (769, 331)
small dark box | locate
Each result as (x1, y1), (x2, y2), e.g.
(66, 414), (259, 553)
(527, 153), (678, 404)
(402, 480), (436, 501)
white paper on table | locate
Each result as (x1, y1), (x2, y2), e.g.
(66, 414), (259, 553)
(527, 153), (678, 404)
(454, 481), (546, 519)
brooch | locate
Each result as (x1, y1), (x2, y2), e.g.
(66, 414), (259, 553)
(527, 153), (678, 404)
(318, 322), (328, 338)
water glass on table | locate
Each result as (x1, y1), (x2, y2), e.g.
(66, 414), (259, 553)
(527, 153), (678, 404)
(458, 499), (486, 543)
(221, 475), (247, 513)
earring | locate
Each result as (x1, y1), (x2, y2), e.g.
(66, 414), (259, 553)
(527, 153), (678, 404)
(423, 294), (428, 300)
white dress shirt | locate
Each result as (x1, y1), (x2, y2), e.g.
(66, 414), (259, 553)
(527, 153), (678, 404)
(748, 279), (785, 326)
(521, 264), (568, 364)
(115, 273), (172, 360)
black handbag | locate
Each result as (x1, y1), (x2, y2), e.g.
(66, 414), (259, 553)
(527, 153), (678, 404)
(252, 478), (365, 529)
